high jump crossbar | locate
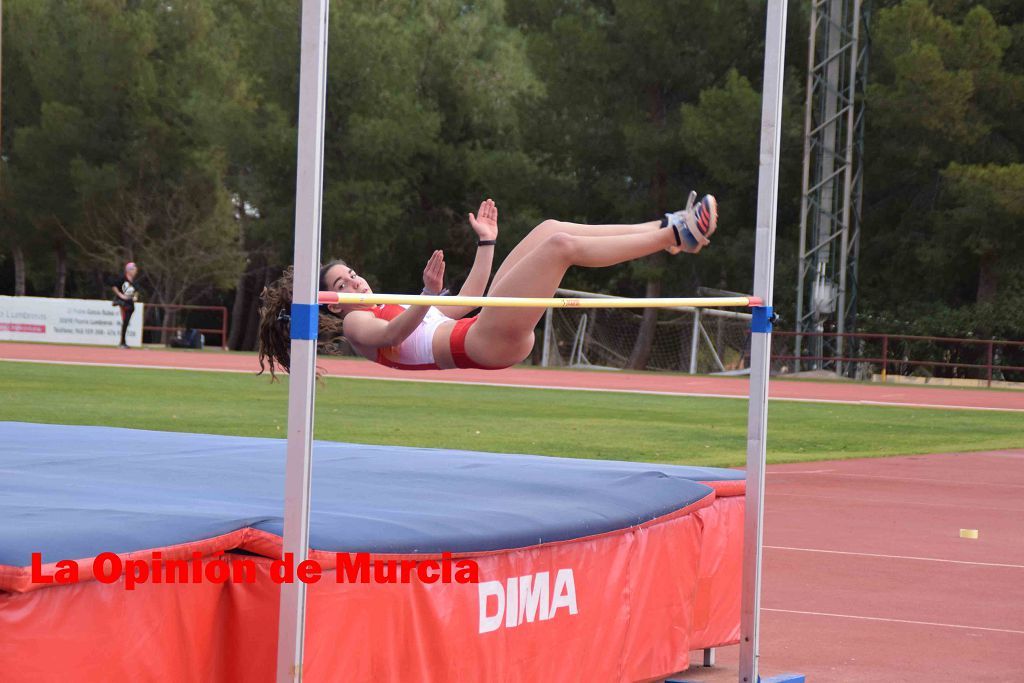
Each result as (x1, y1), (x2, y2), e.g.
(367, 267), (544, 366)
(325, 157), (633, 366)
(280, 0), (786, 680)
(317, 292), (763, 309)
(555, 287), (754, 320)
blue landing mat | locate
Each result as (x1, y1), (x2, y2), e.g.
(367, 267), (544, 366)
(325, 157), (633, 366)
(0, 422), (742, 565)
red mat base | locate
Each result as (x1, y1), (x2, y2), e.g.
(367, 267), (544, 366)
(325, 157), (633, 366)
(0, 490), (743, 682)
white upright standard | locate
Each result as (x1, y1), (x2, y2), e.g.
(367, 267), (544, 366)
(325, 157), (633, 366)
(274, 0), (788, 680)
(739, 0), (789, 682)
(276, 1), (330, 681)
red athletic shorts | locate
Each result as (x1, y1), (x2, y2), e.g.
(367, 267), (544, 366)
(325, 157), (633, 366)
(449, 316), (511, 370)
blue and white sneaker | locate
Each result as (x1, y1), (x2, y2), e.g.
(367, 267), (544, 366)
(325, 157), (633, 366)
(664, 191), (718, 250)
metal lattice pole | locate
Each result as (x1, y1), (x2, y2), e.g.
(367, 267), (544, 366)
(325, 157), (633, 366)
(795, 0), (870, 374)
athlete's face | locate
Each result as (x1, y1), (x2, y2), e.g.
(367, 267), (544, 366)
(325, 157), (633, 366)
(323, 264), (372, 314)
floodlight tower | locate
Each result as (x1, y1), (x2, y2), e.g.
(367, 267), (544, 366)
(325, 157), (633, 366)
(795, 0), (870, 374)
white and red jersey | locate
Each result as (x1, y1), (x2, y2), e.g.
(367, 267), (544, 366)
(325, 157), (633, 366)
(353, 304), (449, 371)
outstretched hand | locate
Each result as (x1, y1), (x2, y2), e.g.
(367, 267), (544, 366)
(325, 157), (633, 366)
(468, 198), (498, 241)
(422, 250), (445, 294)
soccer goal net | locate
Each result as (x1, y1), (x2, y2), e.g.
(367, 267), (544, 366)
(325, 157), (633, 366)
(540, 288), (753, 374)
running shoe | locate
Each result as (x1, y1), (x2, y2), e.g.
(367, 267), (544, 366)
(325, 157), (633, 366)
(665, 191), (718, 249)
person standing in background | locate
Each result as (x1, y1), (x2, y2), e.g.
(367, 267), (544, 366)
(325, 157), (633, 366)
(111, 262), (139, 348)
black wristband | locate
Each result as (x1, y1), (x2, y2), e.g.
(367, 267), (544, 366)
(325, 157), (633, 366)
(478, 239), (496, 246)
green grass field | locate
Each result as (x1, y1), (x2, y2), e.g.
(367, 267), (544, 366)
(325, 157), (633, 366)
(2, 360), (1021, 467)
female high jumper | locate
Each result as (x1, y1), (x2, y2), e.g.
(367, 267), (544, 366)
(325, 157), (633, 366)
(258, 194), (718, 375)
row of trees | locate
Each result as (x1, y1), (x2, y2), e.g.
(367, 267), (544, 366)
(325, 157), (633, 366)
(1, 0), (1021, 357)
(861, 0), (1024, 339)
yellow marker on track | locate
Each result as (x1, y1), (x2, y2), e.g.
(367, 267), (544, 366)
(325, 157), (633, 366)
(959, 529), (979, 539)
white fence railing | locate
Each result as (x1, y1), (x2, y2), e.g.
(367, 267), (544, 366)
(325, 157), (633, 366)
(541, 289), (752, 374)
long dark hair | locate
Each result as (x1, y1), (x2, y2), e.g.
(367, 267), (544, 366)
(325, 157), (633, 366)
(257, 260), (349, 379)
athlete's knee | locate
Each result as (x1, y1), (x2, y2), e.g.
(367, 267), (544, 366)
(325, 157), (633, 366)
(530, 218), (565, 237)
(543, 231), (578, 260)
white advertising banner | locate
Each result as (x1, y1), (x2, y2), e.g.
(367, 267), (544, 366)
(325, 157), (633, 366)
(0, 296), (144, 347)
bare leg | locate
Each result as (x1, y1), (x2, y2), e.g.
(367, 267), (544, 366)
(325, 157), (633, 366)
(464, 227), (678, 366)
(489, 219), (662, 292)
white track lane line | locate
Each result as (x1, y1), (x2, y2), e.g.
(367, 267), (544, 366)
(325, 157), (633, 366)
(765, 545), (1024, 569)
(3, 357), (1024, 412)
(762, 608), (1024, 635)
(768, 470), (1024, 488)
(768, 491), (1024, 513)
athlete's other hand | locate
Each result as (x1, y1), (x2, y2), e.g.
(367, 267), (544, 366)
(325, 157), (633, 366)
(423, 250), (445, 294)
(468, 198), (498, 241)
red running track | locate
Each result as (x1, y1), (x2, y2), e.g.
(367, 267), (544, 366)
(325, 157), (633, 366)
(1, 342), (1023, 411)
(680, 450), (1024, 682)
(4, 341), (1024, 679)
